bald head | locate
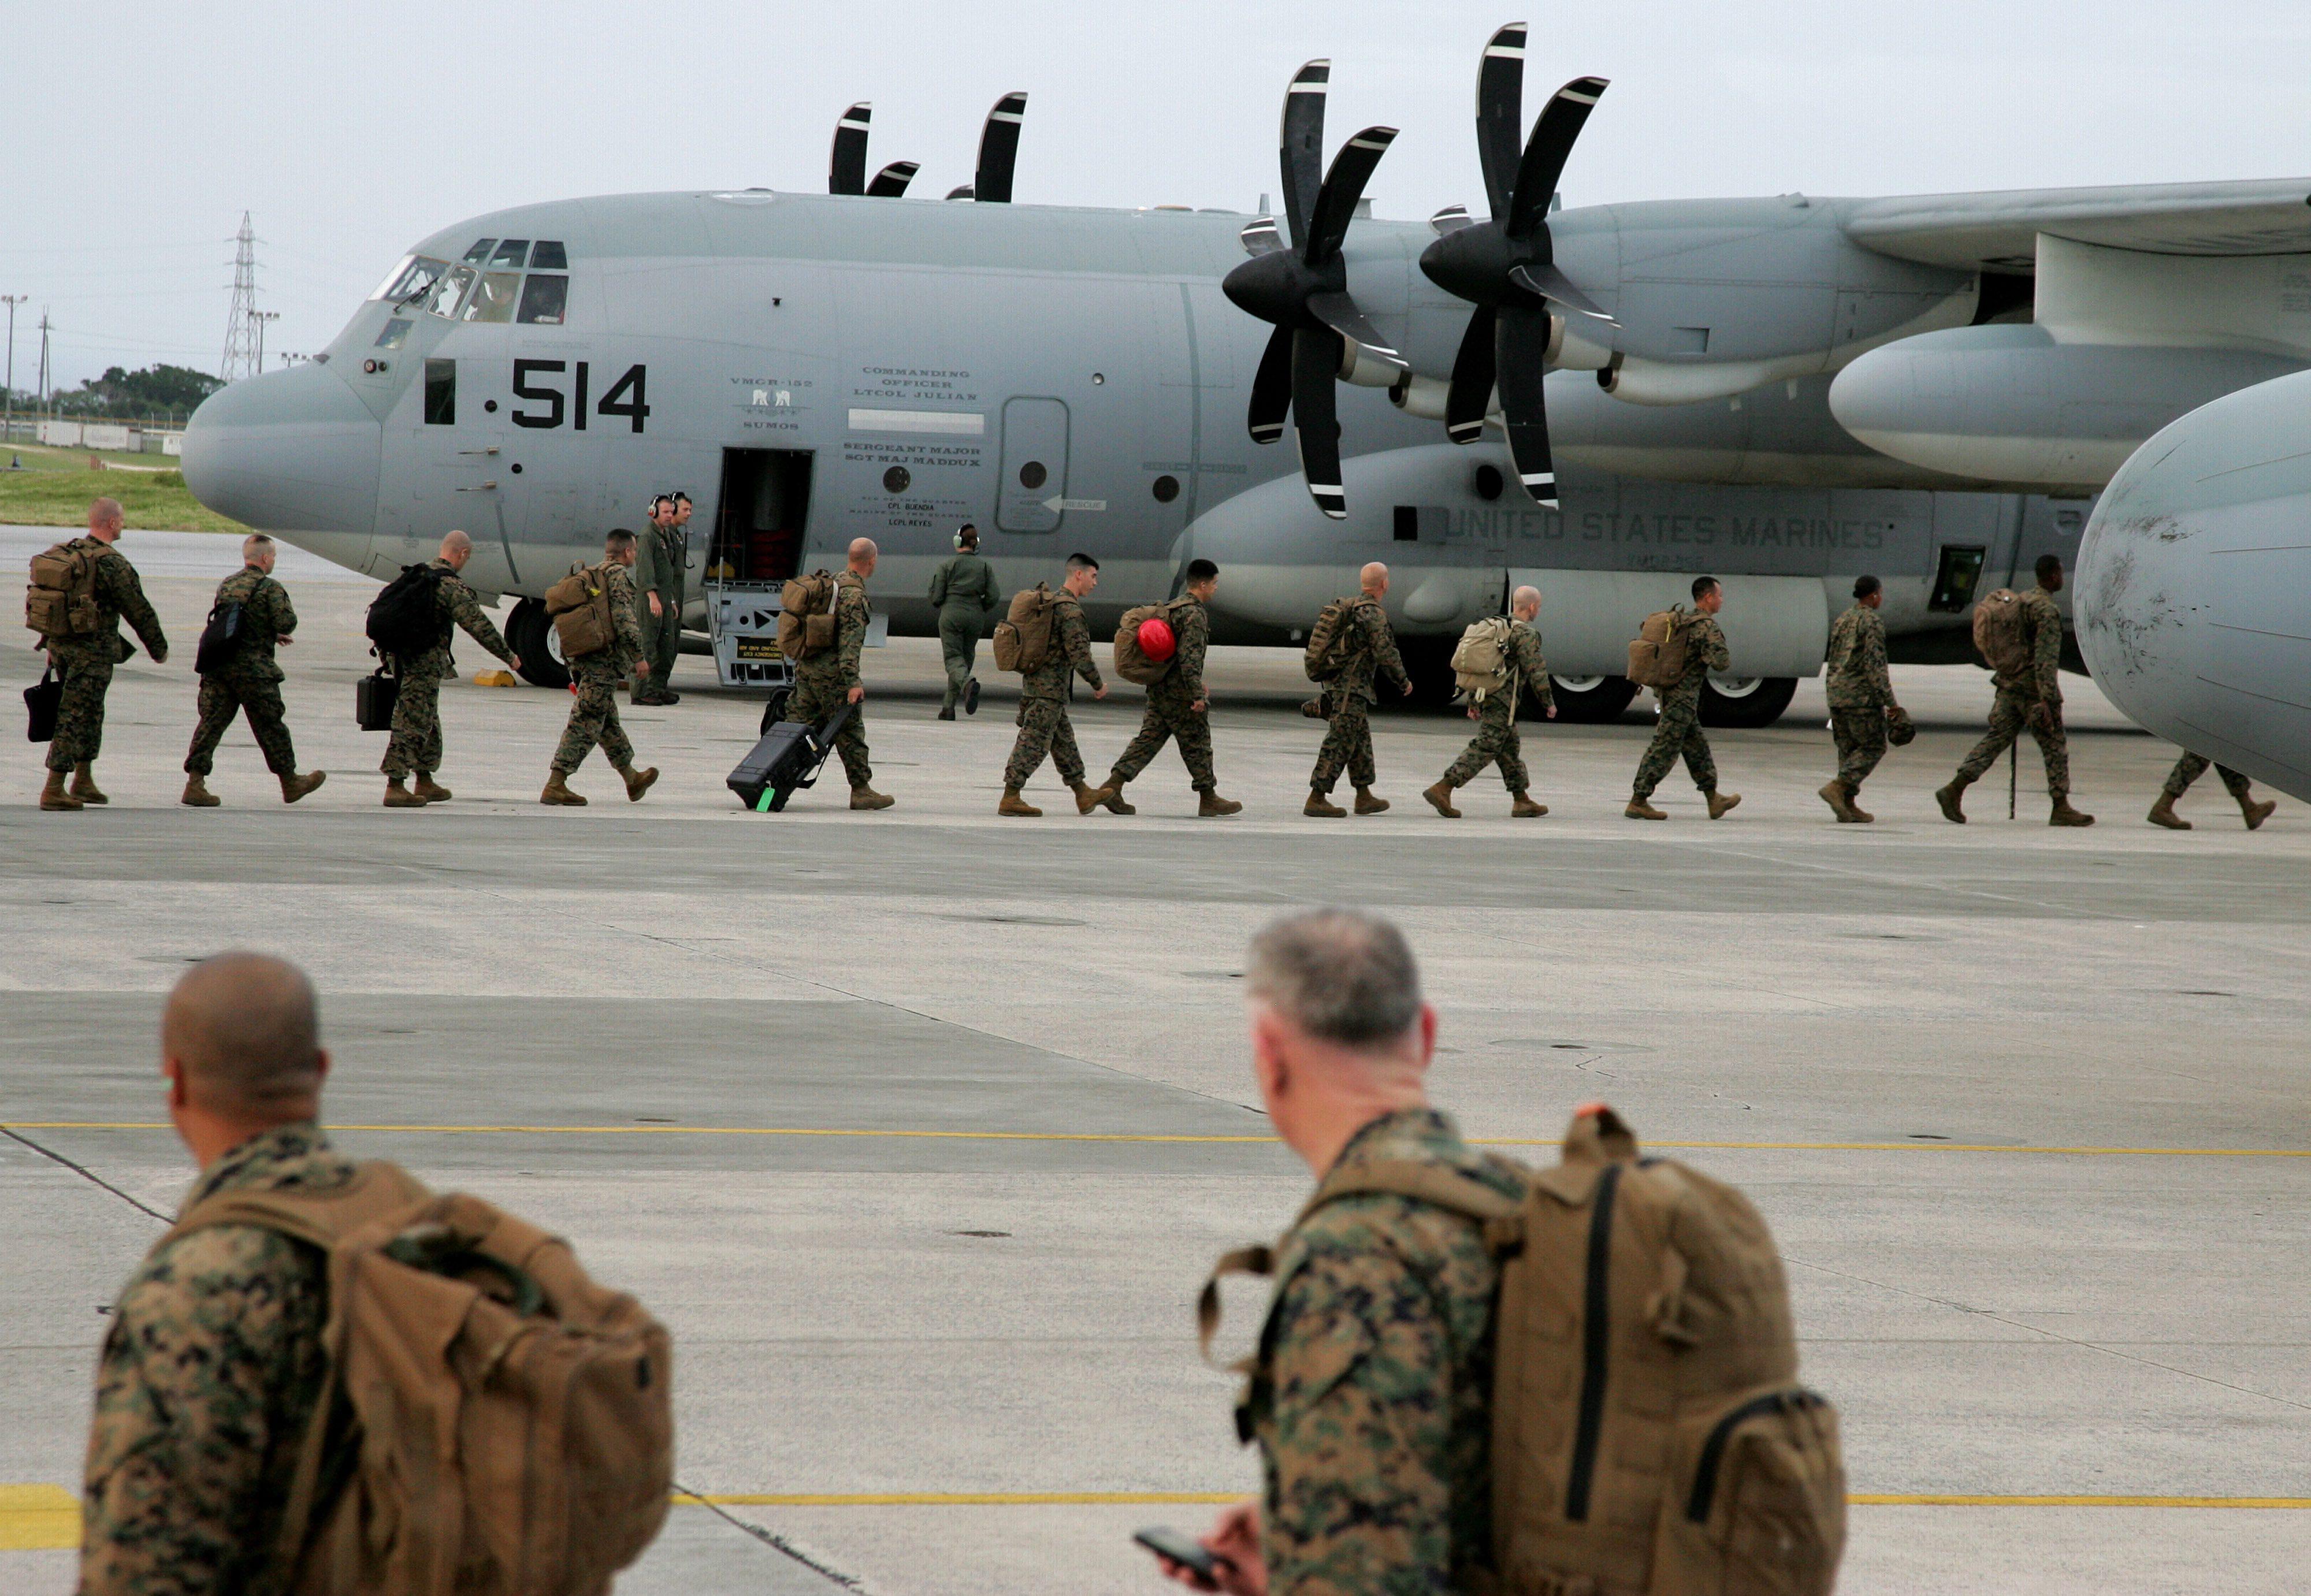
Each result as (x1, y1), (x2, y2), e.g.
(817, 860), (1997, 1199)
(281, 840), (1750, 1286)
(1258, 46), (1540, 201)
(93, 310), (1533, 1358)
(88, 497), (123, 542)
(163, 953), (324, 1117)
(848, 537), (879, 575)
(1512, 585), (1541, 622)
(439, 529), (473, 570)
(1359, 562), (1389, 599)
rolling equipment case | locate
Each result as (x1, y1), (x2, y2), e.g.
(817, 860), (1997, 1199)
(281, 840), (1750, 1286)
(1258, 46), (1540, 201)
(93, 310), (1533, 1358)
(727, 705), (853, 812)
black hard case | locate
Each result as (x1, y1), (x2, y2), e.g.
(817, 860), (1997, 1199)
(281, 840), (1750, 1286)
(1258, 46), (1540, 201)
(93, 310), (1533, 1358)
(727, 705), (853, 812)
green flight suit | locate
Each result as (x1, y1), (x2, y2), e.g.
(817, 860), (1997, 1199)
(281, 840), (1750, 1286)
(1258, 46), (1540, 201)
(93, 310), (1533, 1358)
(631, 519), (688, 700)
(928, 550), (1000, 711)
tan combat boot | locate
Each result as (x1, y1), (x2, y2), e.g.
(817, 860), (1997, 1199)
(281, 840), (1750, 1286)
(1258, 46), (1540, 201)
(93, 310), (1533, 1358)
(39, 772), (81, 811)
(1818, 780), (1858, 822)
(1071, 781), (1100, 815)
(413, 772), (452, 803)
(383, 777), (426, 808)
(1422, 781), (1461, 819)
(620, 765), (659, 802)
(541, 772), (588, 806)
(1510, 791), (1547, 818)
(1090, 780), (1135, 816)
(69, 762), (107, 804)
(2242, 794), (2278, 830)
(1197, 790), (1243, 817)
(1354, 786), (1389, 815)
(181, 775), (220, 808)
(1304, 787), (1346, 818)
(1000, 787), (1042, 817)
(2147, 794), (2189, 830)
(1626, 794), (1667, 820)
(850, 786), (896, 810)
(1706, 791), (1742, 820)
(2049, 797), (2095, 827)
(1934, 780), (1969, 824)
(280, 771), (326, 804)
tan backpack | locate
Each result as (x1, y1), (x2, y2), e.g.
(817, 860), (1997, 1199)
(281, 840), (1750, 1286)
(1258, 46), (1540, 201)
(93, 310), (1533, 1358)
(993, 583), (1060, 674)
(544, 563), (618, 660)
(1201, 1105), (1845, 1596)
(1113, 597), (1194, 686)
(1971, 589), (2032, 675)
(1626, 607), (1692, 690)
(168, 1162), (674, 1596)
(778, 570), (840, 661)
(1302, 597), (1365, 683)
(27, 539), (102, 640)
(1452, 615), (1519, 701)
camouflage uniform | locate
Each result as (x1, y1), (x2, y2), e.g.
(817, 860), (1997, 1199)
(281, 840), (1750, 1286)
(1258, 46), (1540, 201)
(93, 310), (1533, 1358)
(630, 519), (687, 700)
(184, 565), (300, 778)
(552, 561), (647, 774)
(1004, 590), (1102, 790)
(1240, 1108), (1520, 1594)
(2161, 751), (2254, 803)
(1441, 623), (1553, 792)
(786, 570), (874, 787)
(39, 536), (167, 774)
(1823, 601), (1894, 791)
(1309, 597), (1410, 794)
(79, 1122), (351, 1595)
(1953, 586), (2070, 798)
(1632, 611), (1730, 799)
(928, 550), (1000, 713)
(1109, 597), (1217, 792)
(381, 559), (516, 779)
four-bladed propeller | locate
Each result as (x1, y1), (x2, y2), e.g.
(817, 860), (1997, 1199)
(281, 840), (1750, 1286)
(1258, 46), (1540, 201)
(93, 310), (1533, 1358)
(1221, 61), (1403, 520)
(1417, 23), (1613, 508)
(831, 94), (1028, 203)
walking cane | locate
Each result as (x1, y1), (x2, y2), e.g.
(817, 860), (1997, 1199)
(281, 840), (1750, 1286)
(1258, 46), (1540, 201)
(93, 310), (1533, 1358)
(2008, 739), (2018, 820)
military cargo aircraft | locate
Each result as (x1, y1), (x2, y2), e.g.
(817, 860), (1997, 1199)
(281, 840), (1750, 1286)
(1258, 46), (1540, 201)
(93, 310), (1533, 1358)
(180, 23), (2311, 727)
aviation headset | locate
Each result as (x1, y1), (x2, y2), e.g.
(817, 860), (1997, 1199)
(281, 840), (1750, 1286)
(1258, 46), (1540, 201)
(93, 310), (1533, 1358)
(955, 523), (978, 550)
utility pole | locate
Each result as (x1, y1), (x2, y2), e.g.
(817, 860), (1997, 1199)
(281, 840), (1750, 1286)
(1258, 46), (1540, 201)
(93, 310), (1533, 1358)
(221, 211), (259, 381)
(251, 310), (280, 374)
(36, 311), (51, 413)
(1, 293), (24, 448)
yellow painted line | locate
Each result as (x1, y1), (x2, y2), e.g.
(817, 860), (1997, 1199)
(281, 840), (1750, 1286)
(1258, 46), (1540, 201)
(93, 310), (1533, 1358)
(1850, 1495), (2311, 1509)
(7, 1122), (2309, 1158)
(0, 1483), (80, 1551)
(675, 1491), (2311, 1511)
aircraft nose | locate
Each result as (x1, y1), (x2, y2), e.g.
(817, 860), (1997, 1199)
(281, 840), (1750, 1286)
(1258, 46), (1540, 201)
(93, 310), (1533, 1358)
(181, 362), (381, 555)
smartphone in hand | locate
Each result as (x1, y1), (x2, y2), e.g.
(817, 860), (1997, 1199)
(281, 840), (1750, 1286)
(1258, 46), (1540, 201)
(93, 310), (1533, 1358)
(1135, 1525), (1227, 1586)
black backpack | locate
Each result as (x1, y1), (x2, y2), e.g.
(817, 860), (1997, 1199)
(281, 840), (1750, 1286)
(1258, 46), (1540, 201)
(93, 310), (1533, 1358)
(366, 564), (451, 659)
(194, 599), (246, 676)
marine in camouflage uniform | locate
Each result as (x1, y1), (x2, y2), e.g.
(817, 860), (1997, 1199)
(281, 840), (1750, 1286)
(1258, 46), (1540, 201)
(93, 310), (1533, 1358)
(1432, 620), (1552, 816)
(1240, 1108), (1521, 1594)
(1820, 591), (1897, 821)
(2150, 750), (2276, 830)
(1630, 606), (1735, 816)
(1307, 596), (1410, 814)
(1101, 582), (1240, 815)
(630, 507), (688, 705)
(36, 532), (167, 808)
(79, 1122), (350, 1595)
(1002, 586), (1104, 809)
(182, 555), (325, 806)
(787, 566), (888, 805)
(1941, 573), (2093, 824)
(545, 553), (657, 803)
(381, 557), (517, 802)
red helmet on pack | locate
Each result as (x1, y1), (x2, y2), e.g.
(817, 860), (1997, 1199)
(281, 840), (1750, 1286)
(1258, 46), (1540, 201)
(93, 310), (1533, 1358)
(1136, 616), (1177, 663)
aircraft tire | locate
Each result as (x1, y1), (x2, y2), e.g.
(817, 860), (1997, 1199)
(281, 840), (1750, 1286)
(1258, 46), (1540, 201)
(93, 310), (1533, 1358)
(1699, 675), (1797, 728)
(1545, 676), (1640, 723)
(507, 598), (572, 690)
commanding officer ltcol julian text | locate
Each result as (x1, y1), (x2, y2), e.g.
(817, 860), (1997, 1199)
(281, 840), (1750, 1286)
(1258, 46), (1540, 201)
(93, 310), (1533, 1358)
(1937, 554), (2093, 826)
(180, 533), (326, 807)
(380, 529), (521, 808)
(630, 493), (689, 705)
(789, 536), (892, 809)
(1304, 562), (1411, 818)
(1424, 584), (1554, 819)
(1092, 558), (1241, 817)
(1000, 552), (1108, 816)
(543, 529), (660, 806)
(1819, 574), (1901, 823)
(929, 523), (1001, 719)
(31, 496), (167, 812)
(1628, 576), (1740, 821)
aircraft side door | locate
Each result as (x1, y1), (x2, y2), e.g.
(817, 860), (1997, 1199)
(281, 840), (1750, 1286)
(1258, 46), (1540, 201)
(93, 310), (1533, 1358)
(996, 398), (1070, 533)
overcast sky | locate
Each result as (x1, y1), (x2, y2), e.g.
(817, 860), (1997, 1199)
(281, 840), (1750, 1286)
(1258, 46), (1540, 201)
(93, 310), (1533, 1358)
(5, 0), (2305, 393)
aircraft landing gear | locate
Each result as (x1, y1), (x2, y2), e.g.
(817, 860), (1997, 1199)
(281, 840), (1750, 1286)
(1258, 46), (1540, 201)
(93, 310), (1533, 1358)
(1699, 675), (1797, 728)
(1545, 675), (1640, 723)
(506, 598), (573, 690)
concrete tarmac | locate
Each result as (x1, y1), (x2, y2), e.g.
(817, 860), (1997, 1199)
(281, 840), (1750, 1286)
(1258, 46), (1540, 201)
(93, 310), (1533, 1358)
(3, 528), (2307, 1593)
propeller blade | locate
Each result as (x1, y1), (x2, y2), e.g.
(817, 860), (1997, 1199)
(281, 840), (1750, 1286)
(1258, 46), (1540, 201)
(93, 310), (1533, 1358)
(1445, 304), (1498, 445)
(867, 161), (919, 198)
(1305, 290), (1406, 373)
(1428, 203), (1475, 237)
(1247, 325), (1294, 444)
(974, 91), (1027, 203)
(1302, 125), (1398, 267)
(1291, 328), (1348, 519)
(1508, 261), (1617, 325)
(946, 184), (975, 200)
(1240, 215), (1286, 256)
(830, 102), (871, 196)
(1279, 59), (1329, 254)
(1476, 23), (1526, 222)
(1495, 304), (1558, 508)
(1504, 76), (1607, 239)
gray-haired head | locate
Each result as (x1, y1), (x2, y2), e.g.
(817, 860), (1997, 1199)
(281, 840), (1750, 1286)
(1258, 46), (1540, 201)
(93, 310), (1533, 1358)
(1246, 909), (1424, 1048)
(162, 951), (324, 1114)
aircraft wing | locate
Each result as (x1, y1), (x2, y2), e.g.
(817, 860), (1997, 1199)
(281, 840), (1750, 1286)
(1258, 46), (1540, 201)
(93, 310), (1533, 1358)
(1843, 179), (2311, 270)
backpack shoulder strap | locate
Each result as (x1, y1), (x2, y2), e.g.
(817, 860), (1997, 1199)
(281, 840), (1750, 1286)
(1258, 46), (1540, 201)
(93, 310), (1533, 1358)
(1298, 1157), (1522, 1228)
(166, 1161), (432, 1253)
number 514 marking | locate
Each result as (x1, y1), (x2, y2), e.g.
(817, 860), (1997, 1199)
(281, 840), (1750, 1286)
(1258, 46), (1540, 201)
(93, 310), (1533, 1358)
(512, 360), (649, 433)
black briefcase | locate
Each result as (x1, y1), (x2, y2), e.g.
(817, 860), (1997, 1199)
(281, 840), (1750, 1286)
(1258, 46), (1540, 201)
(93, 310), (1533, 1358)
(356, 669), (399, 732)
(728, 704), (853, 812)
(24, 666), (61, 743)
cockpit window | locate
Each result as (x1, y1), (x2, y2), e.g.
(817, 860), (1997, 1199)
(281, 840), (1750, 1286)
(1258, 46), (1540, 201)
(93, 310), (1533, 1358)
(374, 319), (413, 349)
(417, 264), (477, 319)
(374, 255), (446, 303)
(462, 239), (496, 264)
(517, 275), (569, 326)
(461, 271), (523, 324)
(489, 239), (531, 268)
(530, 240), (569, 270)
